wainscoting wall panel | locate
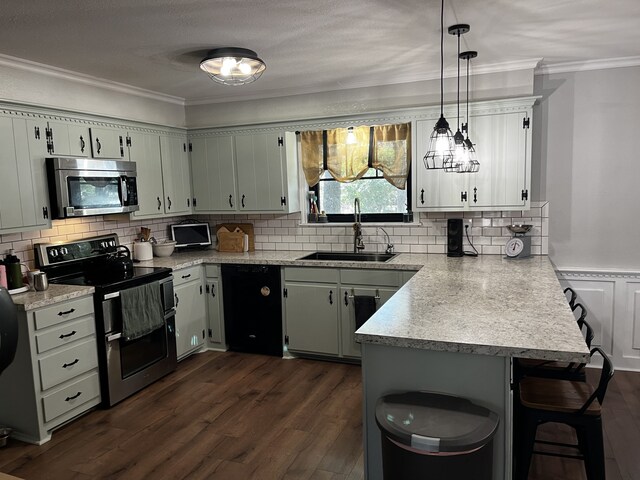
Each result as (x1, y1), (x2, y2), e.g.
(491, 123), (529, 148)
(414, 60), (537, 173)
(558, 270), (640, 372)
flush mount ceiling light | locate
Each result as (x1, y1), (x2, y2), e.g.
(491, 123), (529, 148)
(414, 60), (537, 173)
(458, 50), (480, 173)
(423, 0), (456, 171)
(448, 24), (470, 173)
(199, 47), (266, 86)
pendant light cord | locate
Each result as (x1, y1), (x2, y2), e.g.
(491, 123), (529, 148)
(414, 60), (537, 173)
(457, 32), (460, 130)
(439, 0), (444, 117)
(465, 56), (470, 137)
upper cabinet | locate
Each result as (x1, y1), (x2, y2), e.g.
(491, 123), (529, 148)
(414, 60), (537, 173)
(47, 120), (91, 157)
(159, 134), (191, 215)
(414, 98), (533, 212)
(89, 126), (126, 159)
(0, 115), (51, 233)
(189, 130), (300, 214)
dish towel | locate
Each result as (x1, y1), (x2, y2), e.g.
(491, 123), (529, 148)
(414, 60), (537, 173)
(120, 281), (164, 341)
(353, 295), (377, 330)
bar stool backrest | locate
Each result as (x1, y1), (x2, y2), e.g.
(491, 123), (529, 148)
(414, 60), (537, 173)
(564, 287), (577, 309)
(577, 317), (595, 349)
(578, 347), (614, 415)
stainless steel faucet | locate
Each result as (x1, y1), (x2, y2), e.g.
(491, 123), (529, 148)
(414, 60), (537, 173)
(377, 227), (394, 254)
(353, 198), (365, 253)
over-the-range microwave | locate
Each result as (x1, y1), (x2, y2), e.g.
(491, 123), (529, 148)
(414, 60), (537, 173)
(46, 157), (139, 219)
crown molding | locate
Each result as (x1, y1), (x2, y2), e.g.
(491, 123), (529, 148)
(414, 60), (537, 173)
(0, 53), (185, 106)
(185, 58), (542, 106)
(536, 56), (640, 75)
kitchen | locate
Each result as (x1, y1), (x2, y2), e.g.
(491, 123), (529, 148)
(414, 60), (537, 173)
(1, 1), (640, 479)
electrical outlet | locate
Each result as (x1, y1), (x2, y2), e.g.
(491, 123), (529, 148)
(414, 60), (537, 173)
(465, 218), (473, 230)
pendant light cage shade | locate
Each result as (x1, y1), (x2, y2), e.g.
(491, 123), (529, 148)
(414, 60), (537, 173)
(457, 50), (480, 173)
(424, 115), (456, 170)
(200, 48), (266, 86)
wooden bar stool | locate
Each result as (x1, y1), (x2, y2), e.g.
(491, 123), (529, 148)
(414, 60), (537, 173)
(516, 347), (614, 480)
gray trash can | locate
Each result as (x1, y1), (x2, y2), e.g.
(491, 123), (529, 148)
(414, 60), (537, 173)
(376, 391), (499, 480)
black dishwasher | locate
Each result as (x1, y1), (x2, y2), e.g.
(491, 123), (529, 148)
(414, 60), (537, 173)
(221, 264), (283, 356)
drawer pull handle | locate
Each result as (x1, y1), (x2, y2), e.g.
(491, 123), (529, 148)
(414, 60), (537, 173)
(181, 274), (191, 279)
(62, 358), (79, 368)
(58, 308), (76, 316)
(59, 330), (77, 339)
(65, 392), (82, 402)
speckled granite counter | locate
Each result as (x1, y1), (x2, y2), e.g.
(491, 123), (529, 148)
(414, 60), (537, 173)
(10, 284), (94, 311)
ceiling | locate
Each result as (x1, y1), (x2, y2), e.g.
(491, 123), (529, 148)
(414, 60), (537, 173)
(1, 0), (639, 104)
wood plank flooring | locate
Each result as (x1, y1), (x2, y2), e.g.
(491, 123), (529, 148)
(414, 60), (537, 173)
(0, 352), (638, 479)
(0, 352), (364, 480)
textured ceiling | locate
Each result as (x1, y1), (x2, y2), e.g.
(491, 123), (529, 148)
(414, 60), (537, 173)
(1, 0), (639, 103)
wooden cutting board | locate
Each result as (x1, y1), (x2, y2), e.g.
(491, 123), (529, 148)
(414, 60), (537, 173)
(215, 223), (255, 252)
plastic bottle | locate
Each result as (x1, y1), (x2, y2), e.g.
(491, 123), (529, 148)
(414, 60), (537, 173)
(4, 250), (23, 290)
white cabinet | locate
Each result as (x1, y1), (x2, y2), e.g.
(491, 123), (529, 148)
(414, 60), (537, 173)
(0, 296), (100, 444)
(89, 126), (126, 159)
(129, 132), (164, 217)
(204, 264), (225, 348)
(47, 120), (90, 157)
(160, 134), (191, 215)
(414, 99), (533, 212)
(190, 136), (237, 212)
(0, 115), (50, 233)
(173, 266), (206, 360)
(189, 131), (300, 214)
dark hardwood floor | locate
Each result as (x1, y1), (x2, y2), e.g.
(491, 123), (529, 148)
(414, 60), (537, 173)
(0, 352), (638, 479)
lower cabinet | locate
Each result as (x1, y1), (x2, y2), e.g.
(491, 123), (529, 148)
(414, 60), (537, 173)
(0, 295), (100, 444)
(204, 264), (225, 349)
(283, 267), (404, 359)
(173, 266), (206, 360)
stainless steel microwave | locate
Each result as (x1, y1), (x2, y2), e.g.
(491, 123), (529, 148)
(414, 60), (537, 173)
(46, 157), (139, 218)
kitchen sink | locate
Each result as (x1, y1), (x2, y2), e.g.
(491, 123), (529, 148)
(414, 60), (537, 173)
(299, 252), (397, 262)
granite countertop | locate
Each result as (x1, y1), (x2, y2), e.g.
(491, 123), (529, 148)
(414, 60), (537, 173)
(354, 254), (590, 363)
(10, 249), (588, 363)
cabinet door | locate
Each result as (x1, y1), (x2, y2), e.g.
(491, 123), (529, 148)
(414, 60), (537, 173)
(285, 283), (339, 355)
(160, 135), (191, 214)
(206, 279), (223, 344)
(414, 119), (467, 210)
(467, 111), (530, 209)
(190, 136), (237, 212)
(235, 132), (285, 212)
(130, 132), (164, 218)
(174, 281), (206, 359)
(0, 117), (29, 229)
(48, 121), (91, 157)
(340, 286), (397, 358)
(89, 127), (125, 159)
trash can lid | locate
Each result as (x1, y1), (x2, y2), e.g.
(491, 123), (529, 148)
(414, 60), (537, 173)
(375, 391), (500, 454)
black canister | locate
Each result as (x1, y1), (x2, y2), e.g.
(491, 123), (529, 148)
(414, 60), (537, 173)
(4, 251), (23, 290)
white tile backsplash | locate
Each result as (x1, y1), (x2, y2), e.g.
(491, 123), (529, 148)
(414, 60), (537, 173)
(1, 202), (550, 267)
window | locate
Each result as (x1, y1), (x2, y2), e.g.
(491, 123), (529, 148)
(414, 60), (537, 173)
(300, 123), (411, 223)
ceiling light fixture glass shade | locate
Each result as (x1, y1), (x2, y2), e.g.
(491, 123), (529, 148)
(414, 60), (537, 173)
(200, 47), (266, 86)
(423, 0), (456, 171)
(458, 50), (480, 173)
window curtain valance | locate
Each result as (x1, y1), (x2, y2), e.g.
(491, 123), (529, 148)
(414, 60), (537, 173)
(300, 123), (411, 190)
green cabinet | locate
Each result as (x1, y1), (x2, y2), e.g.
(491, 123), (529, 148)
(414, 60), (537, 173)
(89, 126), (126, 159)
(160, 134), (191, 215)
(189, 130), (299, 214)
(173, 266), (206, 360)
(129, 131), (164, 218)
(47, 120), (90, 157)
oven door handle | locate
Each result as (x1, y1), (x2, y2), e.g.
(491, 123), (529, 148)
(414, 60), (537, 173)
(104, 292), (120, 300)
(119, 175), (128, 205)
(107, 332), (123, 342)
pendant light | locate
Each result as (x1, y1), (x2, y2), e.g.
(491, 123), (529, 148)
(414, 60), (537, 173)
(458, 50), (480, 173)
(200, 48), (266, 86)
(423, 0), (455, 171)
(447, 24), (470, 172)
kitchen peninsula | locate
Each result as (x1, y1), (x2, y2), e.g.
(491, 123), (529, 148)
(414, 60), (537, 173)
(9, 251), (588, 480)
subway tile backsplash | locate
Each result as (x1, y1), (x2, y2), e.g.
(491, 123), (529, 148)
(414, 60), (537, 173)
(0, 202), (548, 268)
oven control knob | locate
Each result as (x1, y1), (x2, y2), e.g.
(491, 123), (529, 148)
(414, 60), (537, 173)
(60, 247), (68, 255)
(110, 240), (116, 247)
(50, 249), (58, 258)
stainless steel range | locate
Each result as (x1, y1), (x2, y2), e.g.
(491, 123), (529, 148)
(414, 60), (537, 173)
(35, 234), (177, 407)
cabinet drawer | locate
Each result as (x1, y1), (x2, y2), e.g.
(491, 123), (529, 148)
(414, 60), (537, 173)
(34, 297), (94, 330)
(340, 269), (401, 287)
(38, 338), (98, 391)
(35, 316), (96, 354)
(284, 267), (338, 283)
(41, 372), (100, 423)
(205, 264), (219, 278)
(173, 266), (202, 286)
